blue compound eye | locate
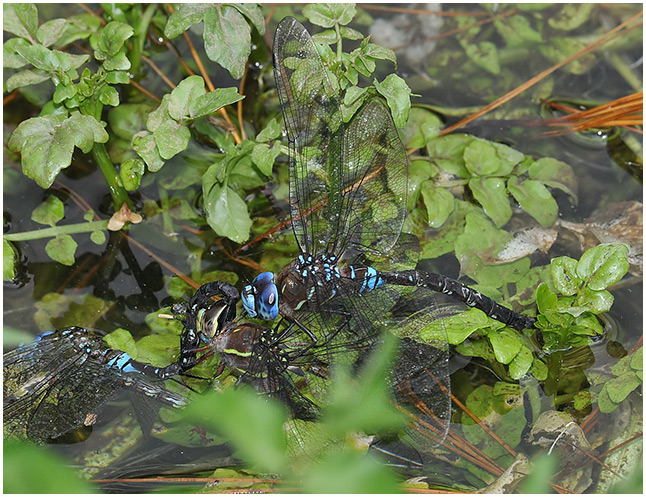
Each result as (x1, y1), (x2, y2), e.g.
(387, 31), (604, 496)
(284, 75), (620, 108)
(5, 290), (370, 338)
(243, 272), (278, 320)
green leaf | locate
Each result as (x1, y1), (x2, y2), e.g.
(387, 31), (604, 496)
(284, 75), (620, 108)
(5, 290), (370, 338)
(55, 13), (102, 47)
(182, 388), (287, 474)
(494, 15), (542, 46)
(46, 234), (77, 266)
(251, 142), (281, 177)
(576, 243), (629, 291)
(421, 308), (490, 345)
(95, 21), (134, 59)
(578, 288), (614, 314)
(597, 386), (618, 413)
(488, 329), (522, 364)
(508, 345), (533, 379)
(37, 18), (68, 47)
(463, 138), (524, 176)
(169, 75), (206, 120)
(203, 182), (252, 243)
(550, 256), (582, 296)
(31, 195), (65, 227)
(3, 239), (16, 281)
(373, 74), (411, 129)
(4, 440), (96, 493)
(548, 3), (594, 31)
(507, 176), (558, 228)
(120, 158), (145, 191)
(204, 6), (251, 79)
(16, 44), (89, 73)
(105, 70), (130, 84)
(3, 4), (38, 42)
(108, 103), (152, 140)
(364, 42), (397, 65)
(400, 107), (442, 149)
(6, 69), (50, 92)
(164, 3), (211, 39)
(539, 37), (596, 75)
(255, 116), (282, 143)
(8, 114), (108, 188)
(605, 372), (641, 404)
(90, 230), (106, 245)
(227, 3), (266, 35)
(427, 134), (473, 177)
(190, 87), (244, 119)
(3, 38), (30, 69)
(469, 177), (512, 227)
(528, 157), (578, 203)
(132, 131), (164, 172)
(103, 328), (137, 358)
(303, 3), (356, 27)
(530, 358), (548, 381)
(98, 85), (119, 106)
(464, 41), (500, 75)
(420, 182), (454, 228)
(53, 82), (77, 104)
(153, 120), (191, 160)
(102, 52), (130, 71)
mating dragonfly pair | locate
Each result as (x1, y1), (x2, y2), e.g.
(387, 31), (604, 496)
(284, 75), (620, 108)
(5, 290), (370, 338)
(4, 17), (534, 460)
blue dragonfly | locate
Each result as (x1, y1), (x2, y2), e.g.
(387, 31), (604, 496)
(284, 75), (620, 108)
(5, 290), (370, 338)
(3, 326), (187, 444)
(241, 16), (535, 342)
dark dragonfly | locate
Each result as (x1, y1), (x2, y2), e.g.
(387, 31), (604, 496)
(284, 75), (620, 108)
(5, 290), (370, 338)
(177, 282), (452, 453)
(241, 17), (535, 334)
(3, 326), (187, 444)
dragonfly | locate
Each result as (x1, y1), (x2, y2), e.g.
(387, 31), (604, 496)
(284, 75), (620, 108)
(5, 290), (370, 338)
(241, 16), (535, 336)
(3, 326), (187, 444)
(175, 281), (452, 453)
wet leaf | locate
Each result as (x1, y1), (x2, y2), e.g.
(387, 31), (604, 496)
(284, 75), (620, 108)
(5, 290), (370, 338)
(578, 288), (613, 314)
(168, 75), (205, 120)
(489, 329), (522, 364)
(528, 157), (578, 203)
(550, 256), (581, 296)
(604, 372), (641, 404)
(120, 158), (145, 191)
(427, 134), (473, 177)
(256, 116), (282, 143)
(228, 3), (266, 35)
(401, 107), (442, 149)
(107, 203), (143, 231)
(469, 177), (512, 227)
(16, 43), (89, 73)
(539, 37), (596, 75)
(464, 138), (524, 176)
(507, 176), (558, 228)
(31, 195), (64, 227)
(109, 103), (153, 140)
(3, 38), (30, 69)
(508, 345), (533, 379)
(303, 3), (356, 27)
(530, 358), (548, 381)
(422, 308), (490, 345)
(90, 230), (106, 245)
(203, 182), (252, 243)
(536, 283), (558, 313)
(495, 15), (542, 46)
(46, 234), (77, 266)
(576, 243), (629, 290)
(420, 182), (454, 228)
(464, 41), (500, 75)
(3, 239), (16, 281)
(373, 74), (411, 129)
(8, 113), (108, 188)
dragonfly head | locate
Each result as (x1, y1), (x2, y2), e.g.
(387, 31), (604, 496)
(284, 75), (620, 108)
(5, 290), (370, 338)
(242, 271), (279, 320)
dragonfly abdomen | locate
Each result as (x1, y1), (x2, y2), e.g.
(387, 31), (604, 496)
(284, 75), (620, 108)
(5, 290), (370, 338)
(380, 270), (536, 331)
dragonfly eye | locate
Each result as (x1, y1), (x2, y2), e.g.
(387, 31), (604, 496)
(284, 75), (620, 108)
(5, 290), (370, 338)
(242, 272), (279, 320)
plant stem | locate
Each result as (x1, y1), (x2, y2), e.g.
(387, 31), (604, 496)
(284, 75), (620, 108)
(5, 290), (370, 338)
(91, 142), (132, 210)
(4, 220), (109, 242)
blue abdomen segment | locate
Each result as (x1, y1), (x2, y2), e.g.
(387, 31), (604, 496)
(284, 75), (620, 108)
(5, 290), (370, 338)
(107, 353), (138, 374)
(359, 265), (384, 295)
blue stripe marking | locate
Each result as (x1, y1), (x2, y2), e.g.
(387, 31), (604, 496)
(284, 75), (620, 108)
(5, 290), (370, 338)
(109, 353), (138, 373)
